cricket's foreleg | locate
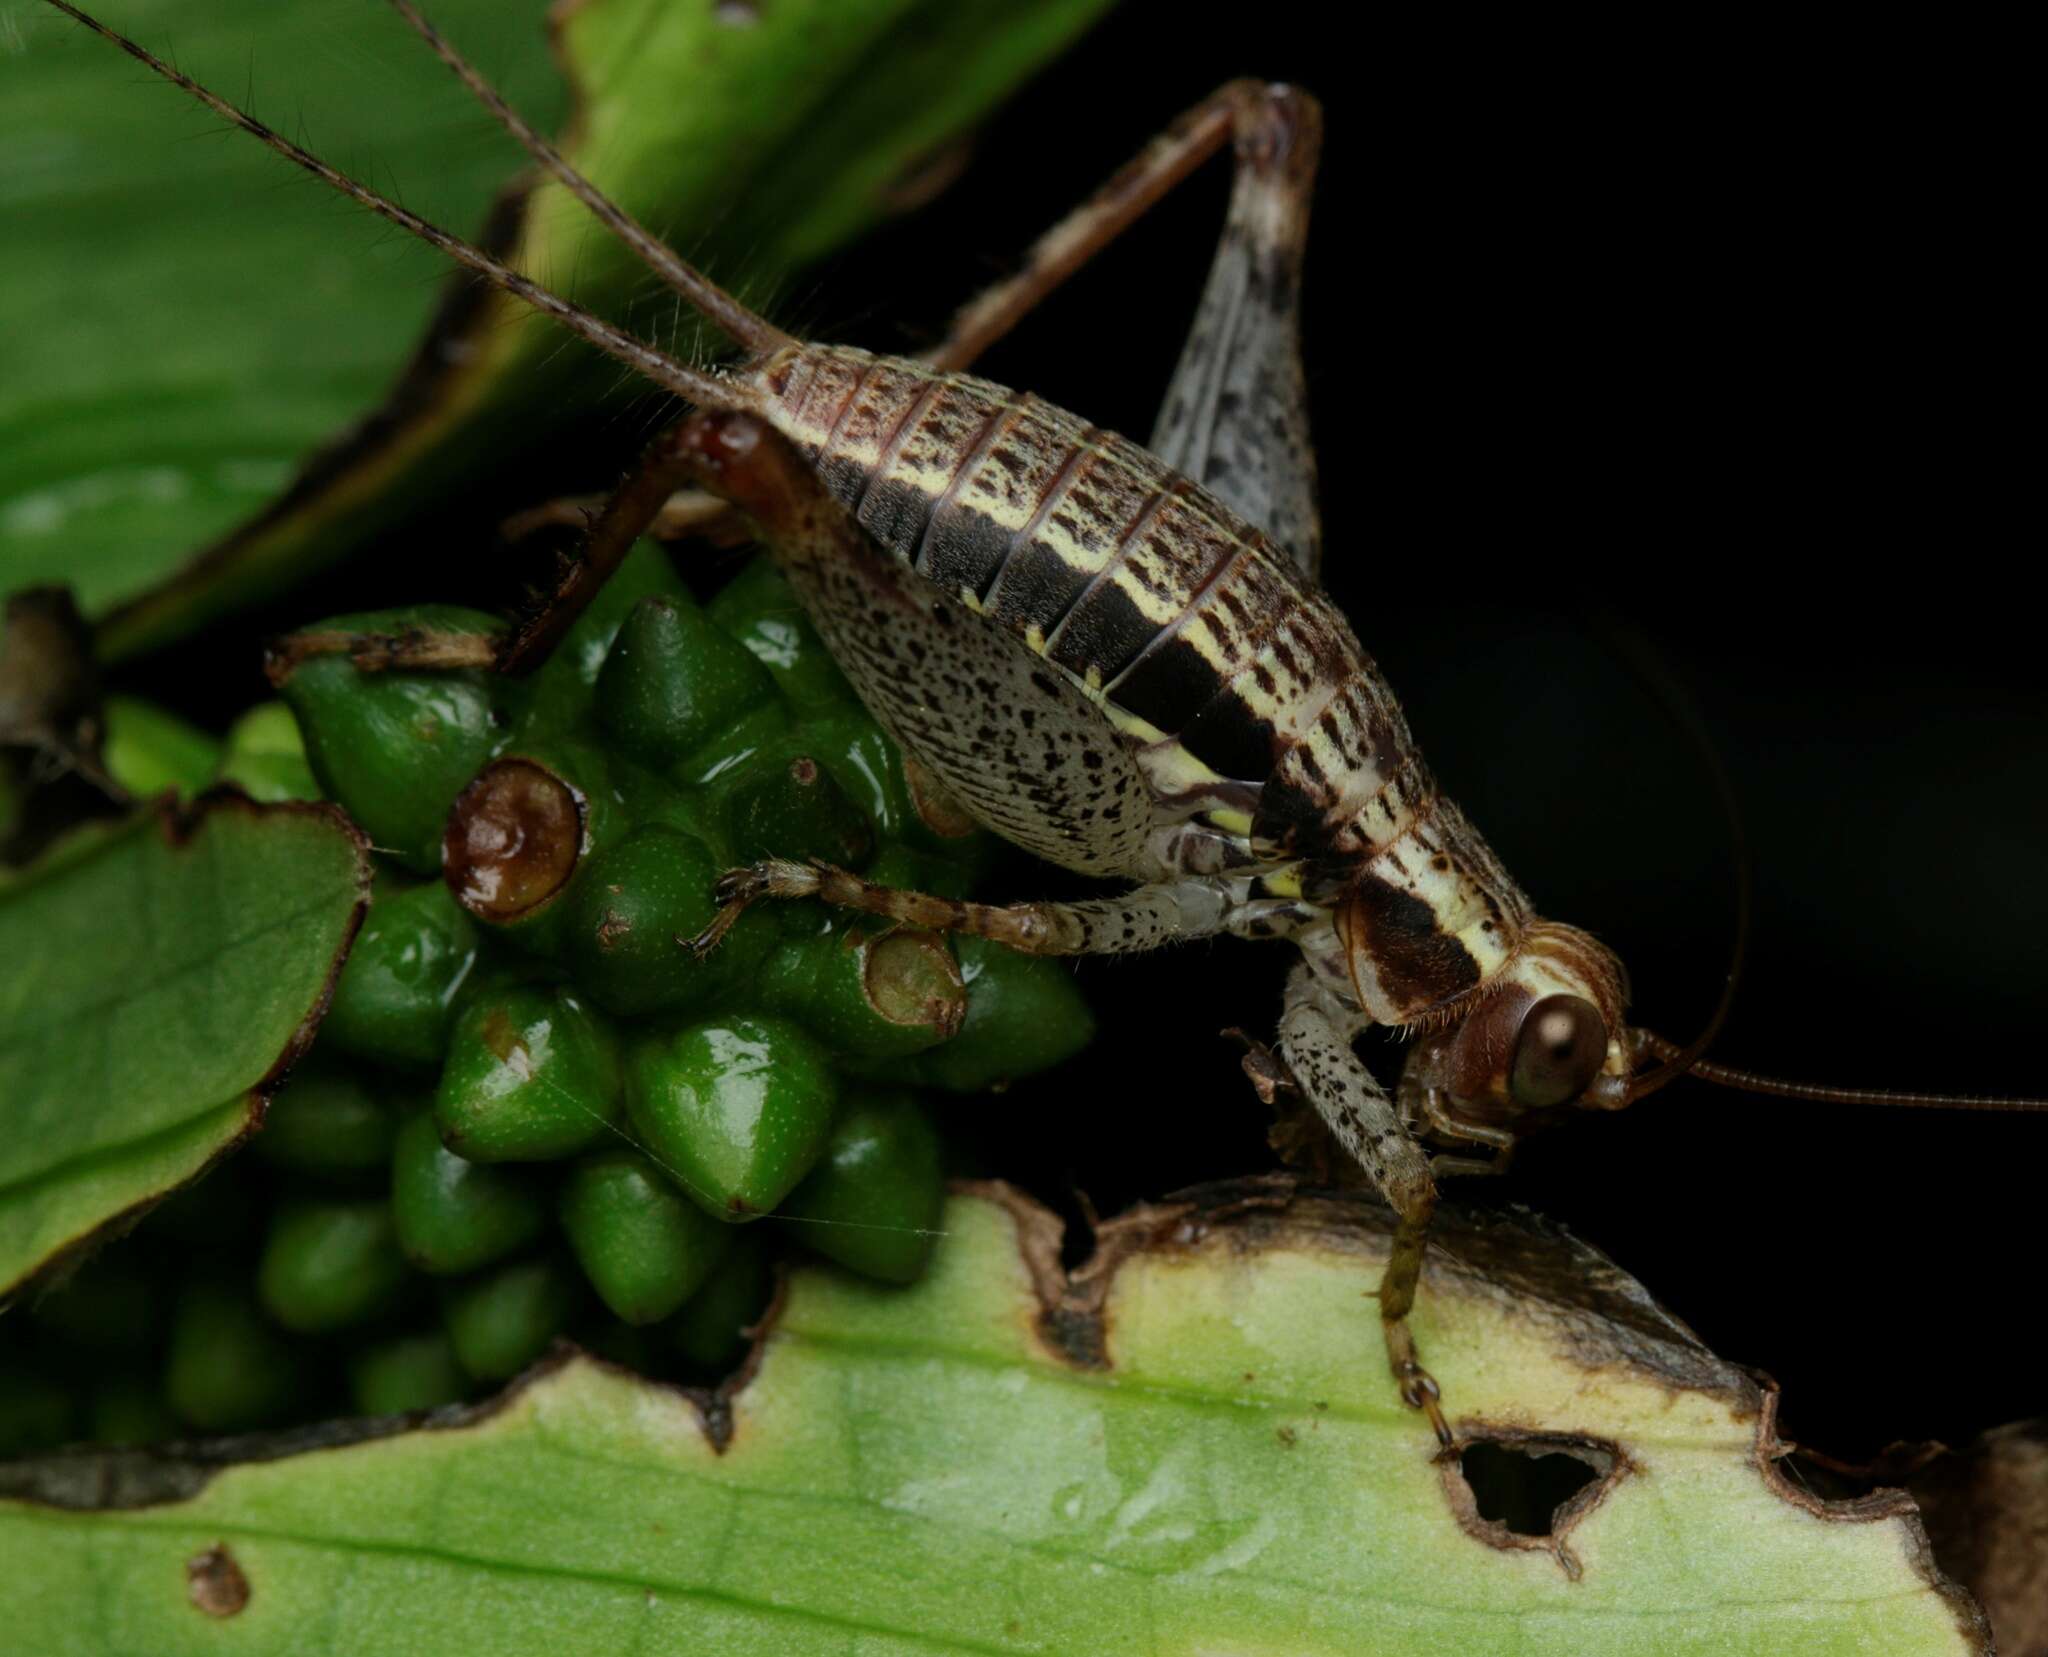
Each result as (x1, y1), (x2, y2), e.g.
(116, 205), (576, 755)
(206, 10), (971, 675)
(923, 81), (1322, 379)
(691, 861), (1240, 959)
(494, 420), (711, 674)
(1146, 88), (1322, 577)
(1277, 965), (1452, 1445)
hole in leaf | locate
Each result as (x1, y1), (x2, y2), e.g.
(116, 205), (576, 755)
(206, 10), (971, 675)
(1458, 1439), (1604, 1537)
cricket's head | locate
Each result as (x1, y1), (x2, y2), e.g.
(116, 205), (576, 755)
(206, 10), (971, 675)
(1400, 922), (1638, 1131)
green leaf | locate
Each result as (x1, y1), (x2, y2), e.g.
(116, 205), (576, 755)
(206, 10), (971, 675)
(0, 1186), (1982, 1652)
(0, 797), (370, 1299)
(2, 0), (1116, 655)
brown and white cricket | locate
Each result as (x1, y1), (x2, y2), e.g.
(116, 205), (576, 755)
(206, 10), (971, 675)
(44, 0), (2048, 1445)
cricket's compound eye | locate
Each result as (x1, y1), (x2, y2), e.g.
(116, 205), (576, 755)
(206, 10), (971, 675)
(1509, 995), (1607, 1109)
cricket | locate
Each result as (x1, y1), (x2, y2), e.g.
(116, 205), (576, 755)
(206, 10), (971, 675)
(34, 0), (2048, 1454)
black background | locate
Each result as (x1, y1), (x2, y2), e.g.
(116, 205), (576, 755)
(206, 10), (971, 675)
(126, 4), (2041, 1457)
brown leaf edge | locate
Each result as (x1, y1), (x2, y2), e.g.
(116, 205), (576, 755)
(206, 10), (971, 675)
(0, 789), (372, 1307)
(0, 1175), (1994, 1651)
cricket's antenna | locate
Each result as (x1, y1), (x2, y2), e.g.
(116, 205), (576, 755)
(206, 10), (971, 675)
(40, 0), (767, 414)
(1592, 616), (2048, 1114)
(1587, 614), (1752, 1105)
(384, 0), (793, 358)
(1638, 1035), (2048, 1113)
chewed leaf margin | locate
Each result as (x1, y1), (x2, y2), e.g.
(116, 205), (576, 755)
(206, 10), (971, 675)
(0, 791), (371, 1304)
(0, 1179), (1992, 1655)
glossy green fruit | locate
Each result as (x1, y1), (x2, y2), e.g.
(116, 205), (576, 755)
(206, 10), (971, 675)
(706, 560), (856, 715)
(881, 935), (1096, 1092)
(276, 606), (505, 873)
(256, 1063), (398, 1180)
(434, 985), (623, 1162)
(761, 923), (965, 1060)
(258, 1199), (410, 1334)
(350, 1330), (471, 1416)
(664, 1228), (774, 1373)
(562, 824), (732, 1018)
(721, 748), (874, 869)
(217, 700), (320, 803)
(512, 542), (690, 734)
(596, 593), (778, 766)
(390, 1111), (550, 1275)
(777, 1090), (944, 1284)
(164, 1281), (300, 1432)
(442, 1256), (579, 1382)
(559, 1150), (734, 1324)
(323, 880), (481, 1070)
(625, 1016), (839, 1221)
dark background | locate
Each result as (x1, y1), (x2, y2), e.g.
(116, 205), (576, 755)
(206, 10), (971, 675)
(126, 5), (2040, 1456)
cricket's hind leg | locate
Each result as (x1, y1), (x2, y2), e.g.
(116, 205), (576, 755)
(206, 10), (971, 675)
(1145, 91), (1322, 578)
(1276, 964), (1454, 1446)
(922, 81), (1319, 379)
(690, 856), (1251, 960)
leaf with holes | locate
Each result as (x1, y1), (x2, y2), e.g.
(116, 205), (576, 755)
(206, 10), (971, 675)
(0, 797), (369, 1300)
(0, 1184), (1986, 1652)
(2, 0), (1115, 657)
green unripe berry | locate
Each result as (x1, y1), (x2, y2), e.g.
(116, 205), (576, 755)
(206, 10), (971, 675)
(722, 750), (874, 869)
(882, 936), (1095, 1092)
(256, 1063), (398, 1180)
(559, 1149), (734, 1325)
(391, 1111), (550, 1275)
(323, 880), (480, 1070)
(513, 542), (690, 733)
(165, 1281), (300, 1432)
(258, 1199), (410, 1334)
(433, 984), (623, 1162)
(442, 1256), (580, 1382)
(706, 561), (855, 714)
(664, 1229), (774, 1373)
(276, 606), (505, 873)
(777, 1090), (944, 1284)
(761, 923), (965, 1060)
(562, 825), (731, 1018)
(597, 594), (778, 765)
(625, 1016), (838, 1221)
(350, 1330), (471, 1416)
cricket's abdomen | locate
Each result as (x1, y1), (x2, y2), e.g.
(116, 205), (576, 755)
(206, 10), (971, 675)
(761, 344), (1534, 989)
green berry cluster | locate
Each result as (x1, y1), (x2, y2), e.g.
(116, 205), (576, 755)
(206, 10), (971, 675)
(1, 548), (1091, 1449)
